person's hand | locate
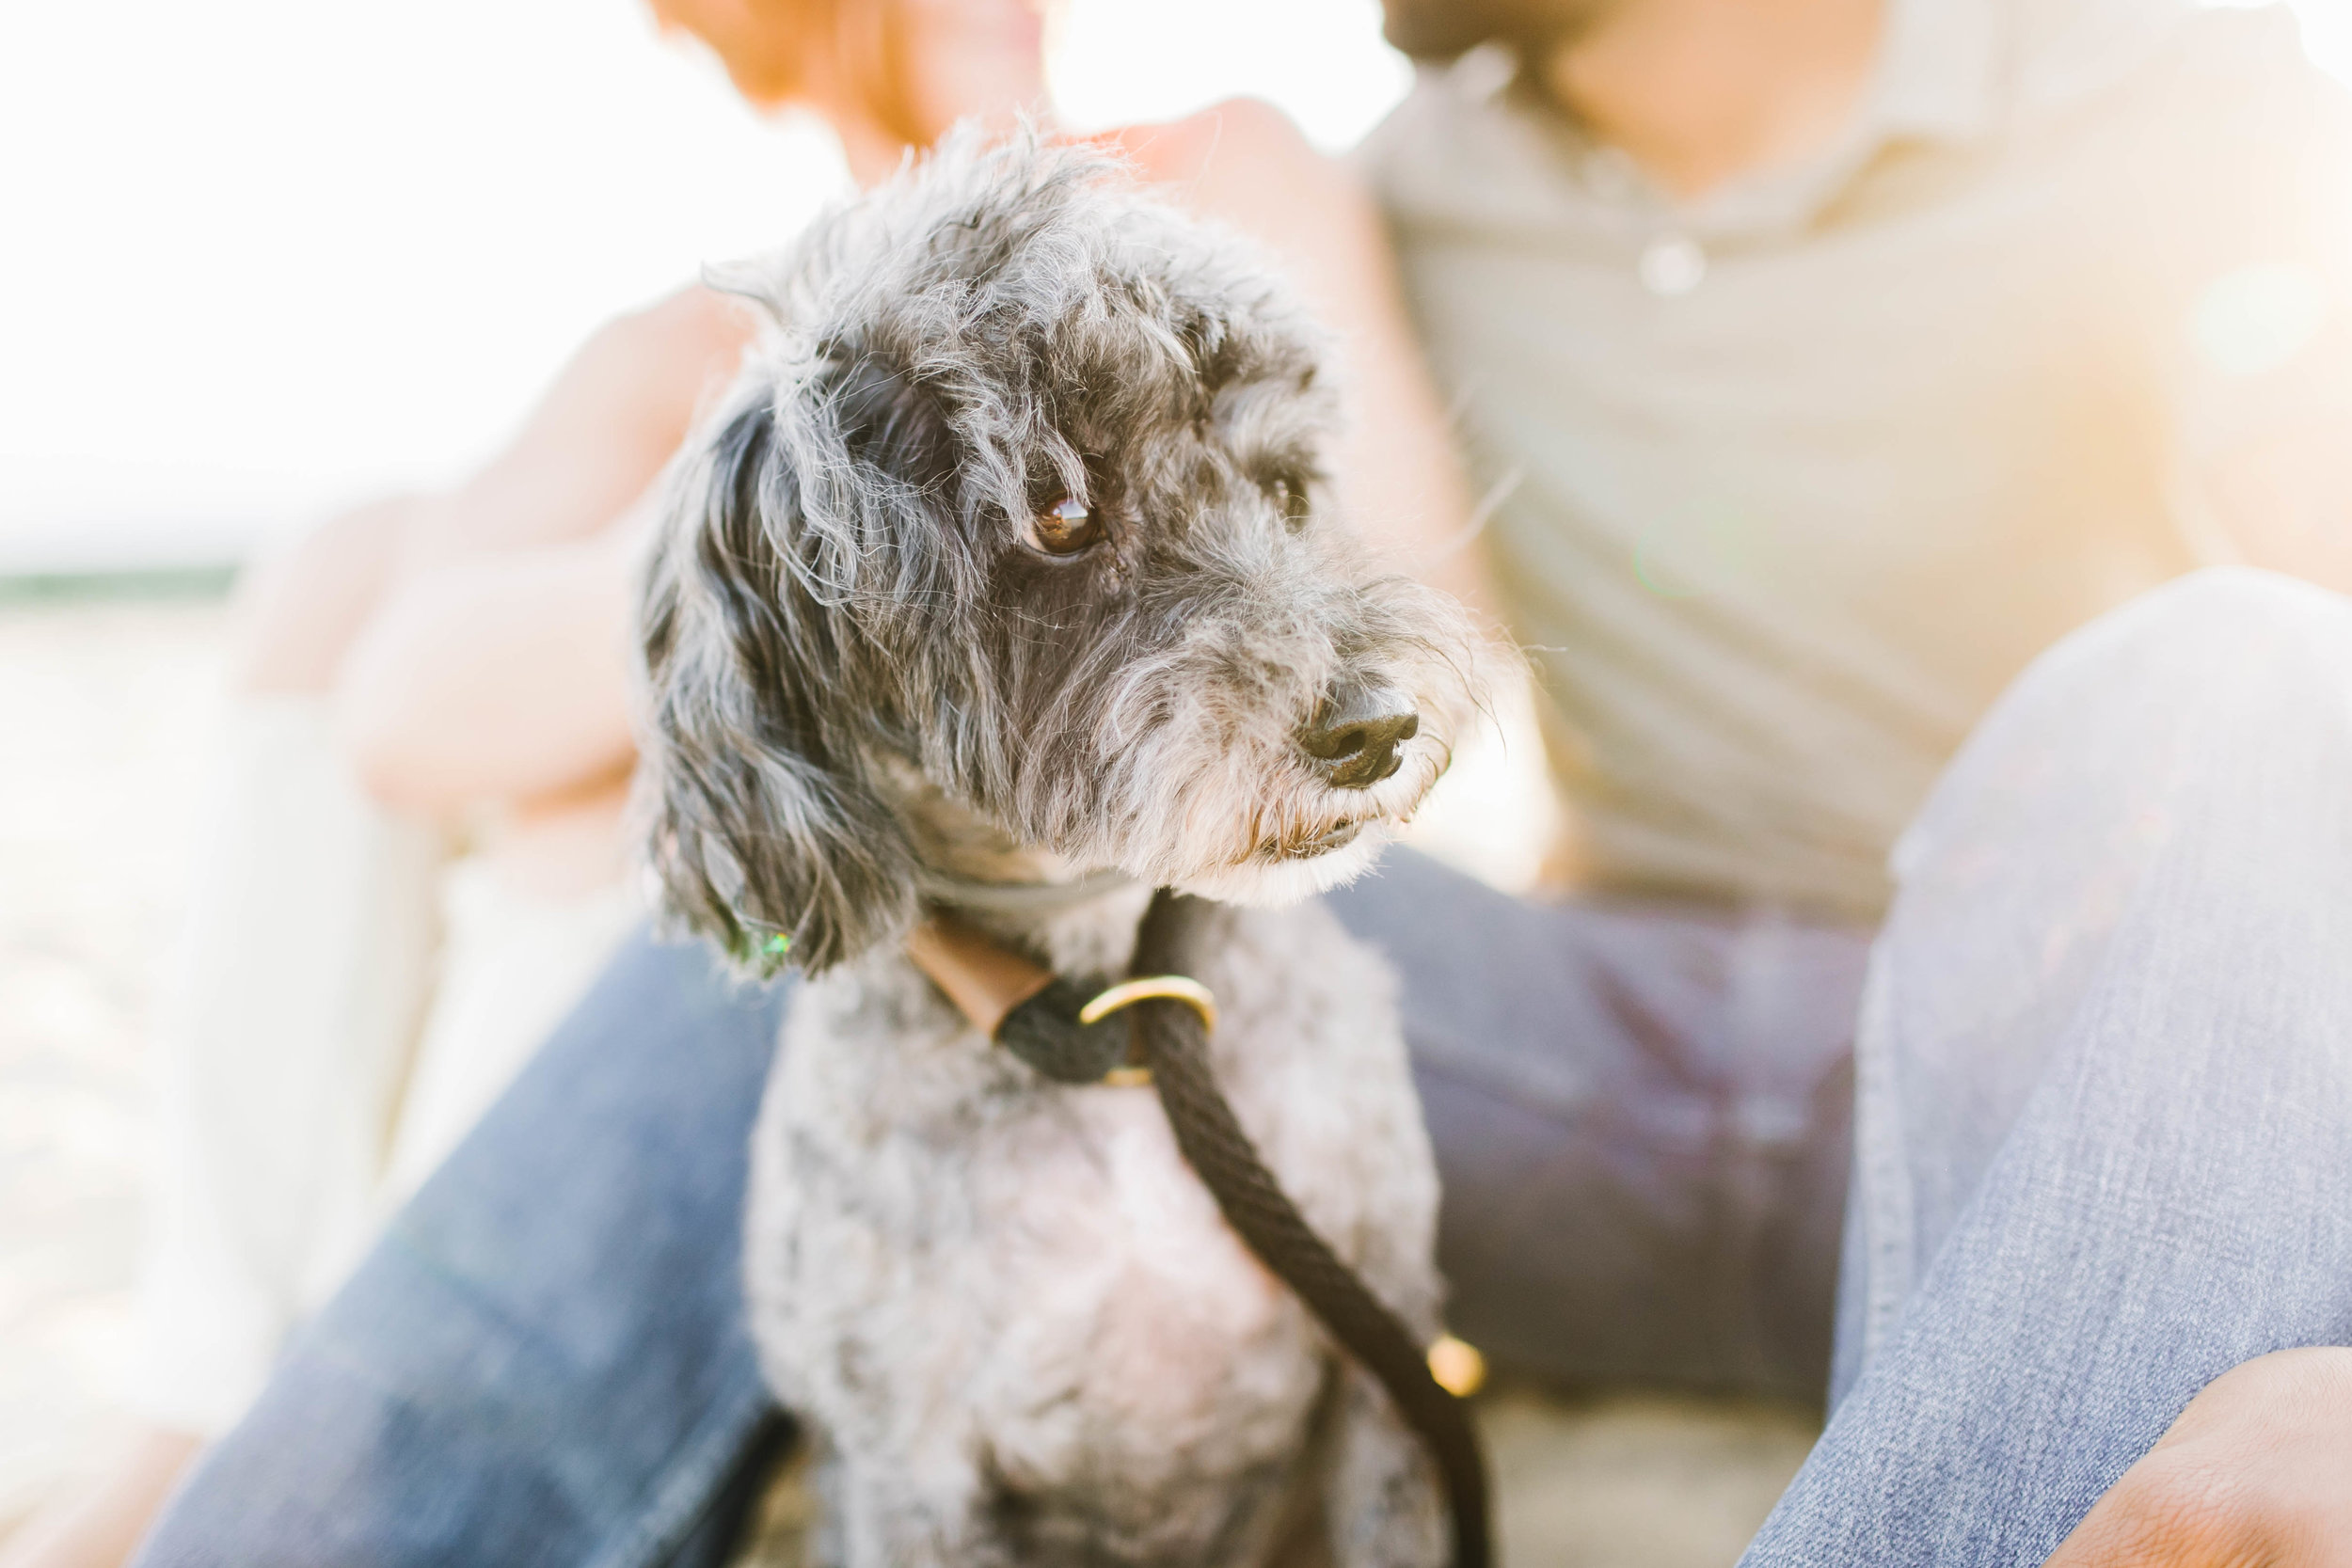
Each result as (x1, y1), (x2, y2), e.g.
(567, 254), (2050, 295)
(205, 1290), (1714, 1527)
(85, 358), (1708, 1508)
(2044, 1346), (2352, 1567)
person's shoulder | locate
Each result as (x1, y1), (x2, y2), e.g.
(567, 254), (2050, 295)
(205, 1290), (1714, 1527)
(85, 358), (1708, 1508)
(1360, 48), (1523, 150)
(2052, 2), (2335, 127)
(554, 284), (759, 421)
(496, 283), (759, 451)
(1101, 98), (1328, 189)
(591, 285), (760, 373)
(1353, 53), (1566, 230)
(2146, 0), (2315, 80)
(2062, 4), (2352, 191)
(2026, 5), (2352, 317)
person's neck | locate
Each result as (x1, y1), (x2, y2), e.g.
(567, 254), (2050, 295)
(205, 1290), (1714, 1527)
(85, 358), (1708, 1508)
(1540, 0), (1884, 200)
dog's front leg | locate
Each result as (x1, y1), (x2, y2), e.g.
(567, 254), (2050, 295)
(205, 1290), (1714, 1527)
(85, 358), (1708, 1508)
(1320, 1367), (1448, 1568)
(820, 1457), (1002, 1568)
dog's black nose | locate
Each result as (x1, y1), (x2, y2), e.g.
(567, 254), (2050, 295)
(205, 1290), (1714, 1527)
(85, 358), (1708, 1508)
(1298, 680), (1419, 789)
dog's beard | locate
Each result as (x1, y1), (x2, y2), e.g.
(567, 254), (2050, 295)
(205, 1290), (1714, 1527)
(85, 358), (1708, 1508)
(1176, 819), (1396, 907)
(1179, 762), (1441, 906)
(1089, 714), (1458, 908)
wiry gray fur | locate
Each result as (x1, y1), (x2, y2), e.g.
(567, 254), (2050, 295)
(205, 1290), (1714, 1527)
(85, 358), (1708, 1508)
(638, 129), (1481, 1568)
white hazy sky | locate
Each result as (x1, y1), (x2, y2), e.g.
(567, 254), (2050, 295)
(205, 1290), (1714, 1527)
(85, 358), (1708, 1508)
(1, 0), (2347, 568)
(0, 0), (1406, 569)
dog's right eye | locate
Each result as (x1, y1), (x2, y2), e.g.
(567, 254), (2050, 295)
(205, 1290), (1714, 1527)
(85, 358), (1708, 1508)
(1026, 497), (1104, 557)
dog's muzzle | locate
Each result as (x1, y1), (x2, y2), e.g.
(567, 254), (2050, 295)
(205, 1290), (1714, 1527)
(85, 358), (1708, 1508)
(1297, 678), (1419, 790)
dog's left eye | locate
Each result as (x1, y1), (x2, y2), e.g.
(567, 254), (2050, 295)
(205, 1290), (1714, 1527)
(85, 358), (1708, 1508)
(1027, 496), (1104, 556)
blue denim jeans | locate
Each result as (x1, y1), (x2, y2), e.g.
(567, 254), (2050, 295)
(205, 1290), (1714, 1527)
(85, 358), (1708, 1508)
(134, 569), (2352, 1566)
(1740, 568), (2352, 1560)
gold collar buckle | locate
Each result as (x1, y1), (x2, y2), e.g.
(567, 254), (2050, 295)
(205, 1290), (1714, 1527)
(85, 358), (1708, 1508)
(1075, 975), (1217, 1087)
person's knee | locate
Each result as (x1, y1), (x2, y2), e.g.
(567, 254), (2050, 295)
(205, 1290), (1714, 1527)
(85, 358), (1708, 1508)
(2131, 562), (2346, 641)
(230, 497), (417, 697)
(2045, 566), (2352, 719)
(1966, 565), (2352, 798)
(1892, 566), (2352, 927)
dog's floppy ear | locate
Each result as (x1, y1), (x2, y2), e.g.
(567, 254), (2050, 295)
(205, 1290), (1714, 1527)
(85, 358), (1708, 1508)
(639, 389), (920, 975)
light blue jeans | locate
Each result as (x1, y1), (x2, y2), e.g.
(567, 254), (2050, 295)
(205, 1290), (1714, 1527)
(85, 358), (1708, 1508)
(1743, 566), (2352, 1560)
(133, 569), (2352, 1566)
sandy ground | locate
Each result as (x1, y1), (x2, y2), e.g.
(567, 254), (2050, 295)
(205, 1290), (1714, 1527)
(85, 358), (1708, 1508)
(0, 594), (1819, 1563)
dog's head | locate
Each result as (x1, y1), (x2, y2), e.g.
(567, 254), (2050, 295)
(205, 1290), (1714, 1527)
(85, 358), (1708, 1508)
(641, 131), (1480, 973)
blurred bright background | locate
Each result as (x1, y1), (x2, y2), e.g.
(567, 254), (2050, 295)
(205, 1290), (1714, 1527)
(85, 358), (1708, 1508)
(10, 0), (2352, 573)
(11, 0), (2352, 574)
(0, 0), (1410, 574)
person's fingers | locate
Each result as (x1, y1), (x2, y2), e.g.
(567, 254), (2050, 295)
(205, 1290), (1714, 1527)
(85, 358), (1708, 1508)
(2042, 1449), (2255, 1567)
(2044, 1349), (2352, 1568)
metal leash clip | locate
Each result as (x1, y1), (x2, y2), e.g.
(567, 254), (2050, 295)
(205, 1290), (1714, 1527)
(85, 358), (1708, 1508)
(1075, 975), (1217, 1085)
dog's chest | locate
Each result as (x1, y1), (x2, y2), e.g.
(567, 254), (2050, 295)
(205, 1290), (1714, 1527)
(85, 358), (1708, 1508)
(739, 902), (1439, 1549)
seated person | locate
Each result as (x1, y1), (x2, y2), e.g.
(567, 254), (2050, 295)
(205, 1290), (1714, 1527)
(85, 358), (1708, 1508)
(111, 0), (2352, 1561)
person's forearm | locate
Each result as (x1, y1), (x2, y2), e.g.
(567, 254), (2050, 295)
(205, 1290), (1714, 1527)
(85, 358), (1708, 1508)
(390, 289), (755, 575)
(1279, 157), (1503, 624)
(230, 495), (422, 696)
(321, 287), (755, 813)
(1327, 286), (1504, 625)
(335, 530), (642, 813)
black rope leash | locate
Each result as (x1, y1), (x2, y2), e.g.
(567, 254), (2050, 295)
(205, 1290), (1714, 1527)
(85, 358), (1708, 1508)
(1119, 891), (1492, 1568)
(988, 891), (1492, 1562)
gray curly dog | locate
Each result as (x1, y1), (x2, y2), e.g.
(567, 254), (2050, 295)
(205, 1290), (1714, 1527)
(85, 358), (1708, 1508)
(637, 129), (1485, 1567)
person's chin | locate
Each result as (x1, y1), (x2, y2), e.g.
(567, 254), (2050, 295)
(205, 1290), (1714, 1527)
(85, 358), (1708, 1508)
(1380, 0), (1599, 59)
